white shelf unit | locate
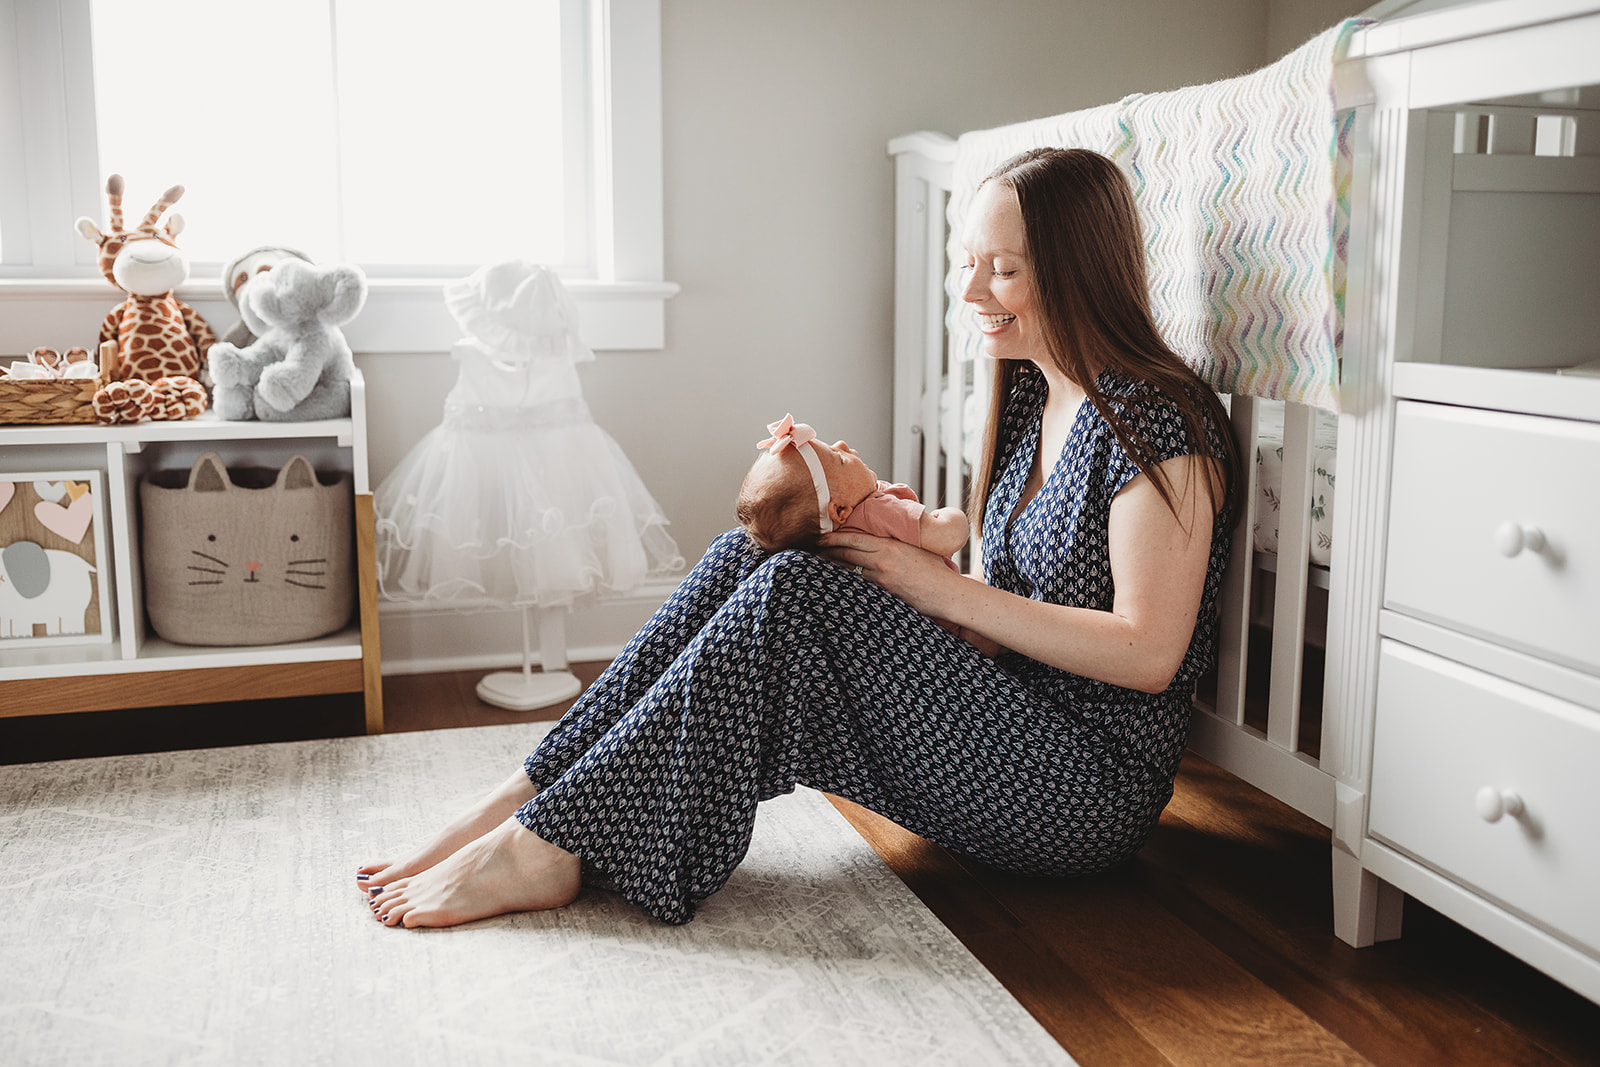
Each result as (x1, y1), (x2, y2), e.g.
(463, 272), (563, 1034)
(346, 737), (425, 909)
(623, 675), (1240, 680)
(1324, 0), (1600, 1004)
(0, 369), (382, 733)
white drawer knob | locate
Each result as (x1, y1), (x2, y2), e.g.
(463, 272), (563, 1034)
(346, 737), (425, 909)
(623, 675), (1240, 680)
(1494, 521), (1545, 557)
(1475, 786), (1525, 823)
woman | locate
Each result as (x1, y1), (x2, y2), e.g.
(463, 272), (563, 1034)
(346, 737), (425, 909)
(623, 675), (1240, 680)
(358, 147), (1240, 929)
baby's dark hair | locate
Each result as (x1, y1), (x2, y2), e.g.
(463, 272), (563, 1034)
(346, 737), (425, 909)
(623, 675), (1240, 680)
(737, 461), (823, 552)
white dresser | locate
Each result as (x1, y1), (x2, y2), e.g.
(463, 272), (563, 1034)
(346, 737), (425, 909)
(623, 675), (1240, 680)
(1362, 369), (1600, 999)
(1323, 0), (1600, 1004)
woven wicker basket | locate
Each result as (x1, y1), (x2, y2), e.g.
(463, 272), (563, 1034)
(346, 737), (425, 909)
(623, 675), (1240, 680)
(0, 341), (117, 425)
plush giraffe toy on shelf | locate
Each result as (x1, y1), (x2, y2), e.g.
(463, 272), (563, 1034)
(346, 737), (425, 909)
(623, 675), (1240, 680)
(74, 175), (215, 423)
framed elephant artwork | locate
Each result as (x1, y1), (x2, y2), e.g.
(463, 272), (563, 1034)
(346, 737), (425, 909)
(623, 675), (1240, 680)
(0, 470), (113, 647)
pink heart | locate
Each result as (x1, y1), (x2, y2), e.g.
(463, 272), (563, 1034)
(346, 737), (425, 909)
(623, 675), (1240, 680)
(35, 491), (94, 545)
(0, 481), (14, 514)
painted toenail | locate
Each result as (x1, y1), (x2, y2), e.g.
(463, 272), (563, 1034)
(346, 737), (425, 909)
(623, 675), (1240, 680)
(357, 873), (369, 881)
(369, 886), (382, 894)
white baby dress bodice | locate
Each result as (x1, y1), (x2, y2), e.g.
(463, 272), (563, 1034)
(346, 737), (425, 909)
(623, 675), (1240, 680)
(444, 341), (589, 428)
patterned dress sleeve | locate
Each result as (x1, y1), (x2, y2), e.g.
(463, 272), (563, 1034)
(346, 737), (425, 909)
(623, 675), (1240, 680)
(1099, 383), (1210, 499)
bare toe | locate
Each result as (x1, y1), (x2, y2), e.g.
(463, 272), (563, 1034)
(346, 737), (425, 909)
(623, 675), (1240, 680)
(356, 864), (390, 891)
(369, 881), (406, 908)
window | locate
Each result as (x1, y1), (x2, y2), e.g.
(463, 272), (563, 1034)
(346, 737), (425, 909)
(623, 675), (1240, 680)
(0, 0), (671, 351)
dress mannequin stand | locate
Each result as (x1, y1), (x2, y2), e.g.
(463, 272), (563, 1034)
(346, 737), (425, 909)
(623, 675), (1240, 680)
(476, 606), (584, 710)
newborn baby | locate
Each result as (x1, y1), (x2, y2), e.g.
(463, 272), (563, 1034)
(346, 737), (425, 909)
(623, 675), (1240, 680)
(736, 414), (968, 561)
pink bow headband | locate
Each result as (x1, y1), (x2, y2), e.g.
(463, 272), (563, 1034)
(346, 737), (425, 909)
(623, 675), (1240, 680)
(757, 414), (832, 533)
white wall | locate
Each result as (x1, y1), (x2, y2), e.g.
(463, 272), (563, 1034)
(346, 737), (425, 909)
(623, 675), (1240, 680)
(377, 0), (1368, 672)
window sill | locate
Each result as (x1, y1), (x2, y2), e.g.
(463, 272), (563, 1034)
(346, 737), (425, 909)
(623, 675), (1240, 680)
(0, 276), (680, 354)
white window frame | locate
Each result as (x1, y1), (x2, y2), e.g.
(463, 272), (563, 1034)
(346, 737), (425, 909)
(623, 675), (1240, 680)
(0, 0), (674, 353)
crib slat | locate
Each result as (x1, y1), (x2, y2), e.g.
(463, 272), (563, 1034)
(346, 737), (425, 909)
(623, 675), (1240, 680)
(944, 361), (965, 512)
(929, 197), (958, 513)
(892, 163), (929, 488)
(889, 140), (954, 491)
(965, 358), (991, 572)
(1213, 394), (1260, 726)
(1267, 400), (1318, 751)
(921, 178), (948, 506)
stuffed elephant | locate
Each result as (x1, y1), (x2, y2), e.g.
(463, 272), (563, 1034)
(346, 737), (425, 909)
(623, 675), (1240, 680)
(207, 259), (368, 422)
(0, 541), (97, 637)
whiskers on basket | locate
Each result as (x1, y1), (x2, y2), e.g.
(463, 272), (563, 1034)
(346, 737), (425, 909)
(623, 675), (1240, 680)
(285, 557), (328, 589)
(186, 548), (328, 589)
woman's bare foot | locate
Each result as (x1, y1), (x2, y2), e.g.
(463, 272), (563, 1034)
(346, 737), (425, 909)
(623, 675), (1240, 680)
(355, 768), (539, 892)
(367, 816), (581, 928)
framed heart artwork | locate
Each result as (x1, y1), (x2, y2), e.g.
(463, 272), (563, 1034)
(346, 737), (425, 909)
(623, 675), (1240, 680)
(0, 470), (113, 647)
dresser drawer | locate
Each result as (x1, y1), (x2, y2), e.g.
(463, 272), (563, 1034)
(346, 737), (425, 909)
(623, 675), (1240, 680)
(1385, 401), (1600, 676)
(1369, 641), (1600, 957)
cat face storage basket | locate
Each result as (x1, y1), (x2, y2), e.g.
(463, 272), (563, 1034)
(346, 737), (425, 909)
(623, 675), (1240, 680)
(141, 452), (354, 645)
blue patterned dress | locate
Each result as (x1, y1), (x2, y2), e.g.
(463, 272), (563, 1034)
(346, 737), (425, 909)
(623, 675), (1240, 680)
(516, 364), (1231, 923)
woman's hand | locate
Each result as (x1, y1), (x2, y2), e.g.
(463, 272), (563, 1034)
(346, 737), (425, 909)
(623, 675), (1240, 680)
(822, 532), (1003, 655)
(817, 530), (960, 617)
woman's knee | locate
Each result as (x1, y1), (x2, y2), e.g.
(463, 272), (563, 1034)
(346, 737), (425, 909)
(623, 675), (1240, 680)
(708, 528), (752, 557)
(737, 550), (867, 630)
(748, 547), (839, 591)
(676, 529), (761, 589)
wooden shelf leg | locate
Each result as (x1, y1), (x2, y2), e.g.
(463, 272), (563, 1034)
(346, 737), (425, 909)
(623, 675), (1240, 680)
(356, 492), (384, 734)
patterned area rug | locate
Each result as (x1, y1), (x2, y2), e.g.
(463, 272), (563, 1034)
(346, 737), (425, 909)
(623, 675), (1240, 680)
(0, 722), (1075, 1066)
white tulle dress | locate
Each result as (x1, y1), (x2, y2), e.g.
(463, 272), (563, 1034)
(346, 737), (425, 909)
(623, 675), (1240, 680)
(374, 262), (682, 610)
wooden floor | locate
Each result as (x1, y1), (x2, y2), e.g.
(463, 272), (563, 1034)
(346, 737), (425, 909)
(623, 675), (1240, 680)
(4, 665), (1597, 1066)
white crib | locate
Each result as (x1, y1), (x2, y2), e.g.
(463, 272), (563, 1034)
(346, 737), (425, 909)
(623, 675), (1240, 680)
(890, 0), (1600, 1003)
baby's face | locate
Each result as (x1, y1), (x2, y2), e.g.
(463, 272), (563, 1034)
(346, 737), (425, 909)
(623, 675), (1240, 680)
(809, 439), (879, 507)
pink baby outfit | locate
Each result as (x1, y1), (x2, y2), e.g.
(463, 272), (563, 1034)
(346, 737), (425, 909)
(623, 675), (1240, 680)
(839, 481), (959, 571)
(837, 481), (923, 542)
(840, 481), (960, 632)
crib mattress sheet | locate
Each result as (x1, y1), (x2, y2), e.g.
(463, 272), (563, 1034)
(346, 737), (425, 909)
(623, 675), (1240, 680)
(1253, 402), (1338, 567)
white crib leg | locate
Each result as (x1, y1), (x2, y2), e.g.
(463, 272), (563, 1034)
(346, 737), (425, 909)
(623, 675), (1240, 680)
(475, 606), (584, 711)
(1332, 847), (1405, 947)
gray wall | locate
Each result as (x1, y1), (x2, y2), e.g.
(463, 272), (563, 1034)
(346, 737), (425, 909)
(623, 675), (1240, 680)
(371, 0), (1369, 670)
(607, 0), (1276, 565)
(1269, 0), (1370, 56)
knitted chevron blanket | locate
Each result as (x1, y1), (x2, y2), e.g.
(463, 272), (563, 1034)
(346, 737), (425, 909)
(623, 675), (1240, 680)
(947, 20), (1368, 412)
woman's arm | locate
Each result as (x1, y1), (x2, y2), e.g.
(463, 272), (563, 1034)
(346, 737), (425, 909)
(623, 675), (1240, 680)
(918, 506), (969, 559)
(822, 453), (1219, 694)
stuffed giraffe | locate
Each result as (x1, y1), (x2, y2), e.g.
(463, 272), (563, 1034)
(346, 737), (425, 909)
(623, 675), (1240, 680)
(74, 175), (214, 422)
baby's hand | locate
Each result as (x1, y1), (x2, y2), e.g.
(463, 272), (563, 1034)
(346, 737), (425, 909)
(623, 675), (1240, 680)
(920, 506), (970, 559)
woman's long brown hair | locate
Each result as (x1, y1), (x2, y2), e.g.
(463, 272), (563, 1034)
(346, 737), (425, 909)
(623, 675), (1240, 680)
(966, 147), (1240, 534)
